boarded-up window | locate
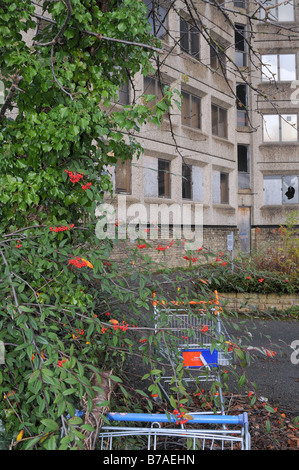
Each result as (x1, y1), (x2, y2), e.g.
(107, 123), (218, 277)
(192, 166), (204, 202)
(115, 158), (131, 193)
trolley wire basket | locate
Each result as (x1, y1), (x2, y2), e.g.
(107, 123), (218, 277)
(99, 411), (251, 450)
(152, 291), (233, 405)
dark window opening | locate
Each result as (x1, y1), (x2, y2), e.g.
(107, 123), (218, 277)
(220, 172), (229, 204)
(182, 163), (192, 199)
(158, 159), (170, 197)
(285, 186), (295, 200)
(238, 145), (248, 172)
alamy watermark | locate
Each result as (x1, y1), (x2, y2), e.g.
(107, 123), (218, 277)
(290, 340), (299, 365)
(95, 195), (203, 250)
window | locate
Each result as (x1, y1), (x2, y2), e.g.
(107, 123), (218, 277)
(261, 54), (296, 82)
(263, 175), (299, 204)
(180, 17), (200, 59)
(213, 170), (229, 204)
(236, 83), (248, 126)
(144, 76), (164, 106)
(115, 83), (130, 105)
(145, 0), (168, 39)
(181, 91), (201, 129)
(182, 163), (192, 199)
(115, 158), (131, 193)
(238, 145), (250, 189)
(259, 0), (295, 22)
(263, 114), (298, 142)
(220, 173), (229, 203)
(235, 24), (247, 67)
(210, 41), (226, 73)
(212, 104), (228, 138)
(158, 159), (170, 197)
(234, 0), (246, 7)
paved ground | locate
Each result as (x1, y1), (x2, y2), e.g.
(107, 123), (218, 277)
(228, 317), (299, 414)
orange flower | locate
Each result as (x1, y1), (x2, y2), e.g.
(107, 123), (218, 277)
(258, 278), (264, 283)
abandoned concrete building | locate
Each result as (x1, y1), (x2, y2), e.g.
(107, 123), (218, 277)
(105, 0), (299, 265)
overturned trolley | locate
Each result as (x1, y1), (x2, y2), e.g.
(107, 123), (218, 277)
(152, 291), (233, 406)
(99, 411), (251, 450)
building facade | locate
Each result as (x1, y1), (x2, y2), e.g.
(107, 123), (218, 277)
(105, 0), (299, 264)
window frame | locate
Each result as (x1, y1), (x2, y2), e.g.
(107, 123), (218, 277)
(235, 24), (247, 68)
(263, 175), (299, 205)
(262, 113), (298, 143)
(261, 53), (296, 82)
(180, 16), (200, 59)
(158, 159), (171, 198)
(182, 163), (192, 200)
(220, 172), (229, 204)
(145, 0), (169, 39)
(236, 83), (248, 127)
(115, 158), (131, 194)
(210, 41), (226, 74)
(181, 90), (201, 129)
(211, 104), (228, 139)
(259, 0), (295, 22)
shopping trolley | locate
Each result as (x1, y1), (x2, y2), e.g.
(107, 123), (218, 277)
(99, 411), (251, 450)
(152, 291), (233, 407)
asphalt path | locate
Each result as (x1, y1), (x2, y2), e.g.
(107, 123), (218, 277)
(227, 317), (299, 414)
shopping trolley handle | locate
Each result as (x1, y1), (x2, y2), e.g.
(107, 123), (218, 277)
(107, 412), (248, 426)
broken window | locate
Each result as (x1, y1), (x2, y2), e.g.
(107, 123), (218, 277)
(212, 104), (228, 138)
(259, 0), (295, 22)
(181, 91), (201, 129)
(263, 175), (299, 204)
(180, 17), (200, 59)
(145, 0), (169, 39)
(115, 158), (131, 194)
(236, 83), (248, 126)
(261, 54), (296, 82)
(235, 24), (247, 67)
(182, 163), (192, 199)
(158, 159), (171, 198)
(238, 145), (250, 189)
(263, 114), (298, 142)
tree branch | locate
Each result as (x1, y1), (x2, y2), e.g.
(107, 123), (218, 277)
(0, 72), (23, 121)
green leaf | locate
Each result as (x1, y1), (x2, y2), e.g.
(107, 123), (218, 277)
(41, 419), (59, 432)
